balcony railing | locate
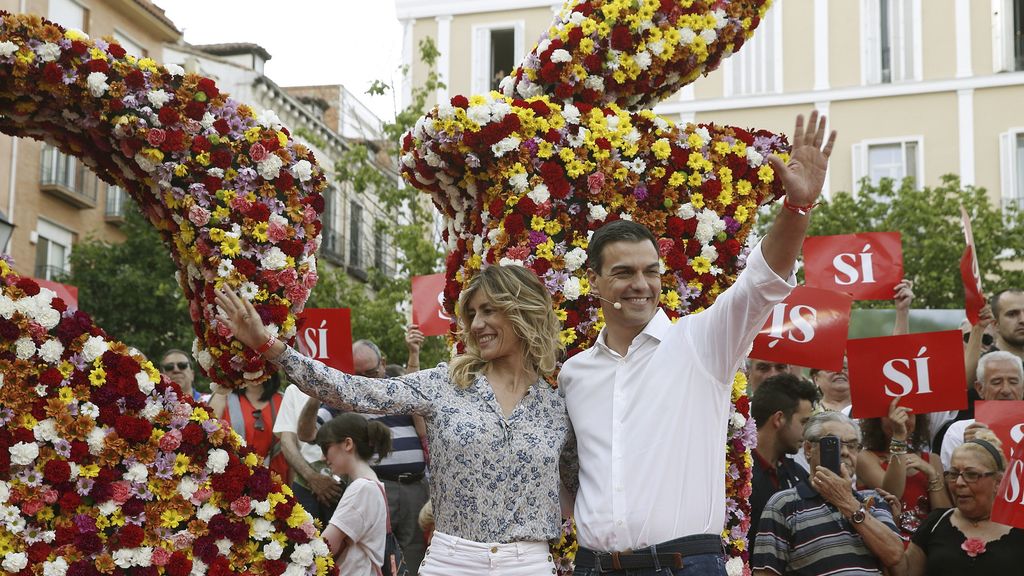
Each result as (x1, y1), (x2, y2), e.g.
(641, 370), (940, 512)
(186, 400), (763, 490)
(35, 264), (69, 281)
(39, 145), (99, 208)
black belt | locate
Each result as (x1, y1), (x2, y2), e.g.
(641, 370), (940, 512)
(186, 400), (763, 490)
(574, 534), (724, 572)
(377, 471), (425, 484)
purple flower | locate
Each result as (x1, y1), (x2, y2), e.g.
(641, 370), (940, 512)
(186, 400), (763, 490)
(633, 184), (648, 201)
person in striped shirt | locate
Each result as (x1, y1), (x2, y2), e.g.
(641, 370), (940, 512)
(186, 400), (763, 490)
(752, 411), (904, 576)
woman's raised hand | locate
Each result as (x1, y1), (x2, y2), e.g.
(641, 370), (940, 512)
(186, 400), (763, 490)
(215, 288), (271, 351)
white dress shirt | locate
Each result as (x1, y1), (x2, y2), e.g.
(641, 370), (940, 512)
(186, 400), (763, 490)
(559, 241), (794, 552)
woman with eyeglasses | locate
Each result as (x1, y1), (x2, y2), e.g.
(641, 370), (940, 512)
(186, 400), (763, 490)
(209, 372), (289, 482)
(856, 397), (951, 542)
(215, 264), (570, 576)
(894, 431), (1024, 575)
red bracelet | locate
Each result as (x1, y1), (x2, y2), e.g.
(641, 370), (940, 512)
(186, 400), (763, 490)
(783, 196), (818, 216)
(255, 335), (278, 356)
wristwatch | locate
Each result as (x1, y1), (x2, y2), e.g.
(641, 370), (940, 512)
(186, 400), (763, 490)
(849, 505), (867, 524)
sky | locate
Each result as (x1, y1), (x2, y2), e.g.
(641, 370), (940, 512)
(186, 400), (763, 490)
(155, 1), (405, 122)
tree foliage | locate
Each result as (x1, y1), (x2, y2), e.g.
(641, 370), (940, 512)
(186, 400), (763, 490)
(309, 37), (448, 367)
(65, 205), (194, 360)
(758, 175), (1024, 309)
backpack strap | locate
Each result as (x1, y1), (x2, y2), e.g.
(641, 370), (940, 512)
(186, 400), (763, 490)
(376, 481), (393, 534)
(226, 393), (246, 439)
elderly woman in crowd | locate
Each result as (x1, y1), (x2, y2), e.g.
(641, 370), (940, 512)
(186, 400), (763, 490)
(216, 264), (571, 576)
(896, 431), (1024, 574)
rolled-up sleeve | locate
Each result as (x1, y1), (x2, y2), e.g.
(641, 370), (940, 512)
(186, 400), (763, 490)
(274, 346), (442, 417)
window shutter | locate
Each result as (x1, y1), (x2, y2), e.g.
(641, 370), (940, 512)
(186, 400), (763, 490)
(862, 0), (883, 84)
(1000, 131), (1014, 201)
(992, 0), (1012, 73)
(852, 142), (867, 194)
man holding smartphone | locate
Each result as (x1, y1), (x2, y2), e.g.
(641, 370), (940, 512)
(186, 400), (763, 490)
(752, 412), (903, 576)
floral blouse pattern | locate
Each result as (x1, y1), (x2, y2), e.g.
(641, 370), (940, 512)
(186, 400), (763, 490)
(276, 347), (572, 543)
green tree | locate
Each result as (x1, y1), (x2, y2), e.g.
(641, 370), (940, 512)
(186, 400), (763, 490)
(64, 204), (194, 360)
(309, 37), (448, 368)
(759, 175), (1024, 308)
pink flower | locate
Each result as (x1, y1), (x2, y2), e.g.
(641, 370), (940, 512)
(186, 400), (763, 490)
(267, 222), (288, 242)
(588, 172), (605, 193)
(286, 283), (307, 304)
(21, 499), (43, 515)
(249, 142), (268, 162)
(146, 128), (165, 147)
(151, 548), (171, 566)
(42, 488), (58, 504)
(159, 428), (182, 452)
(230, 496), (252, 517)
(110, 481), (132, 504)
(657, 238), (674, 256)
(961, 537), (986, 558)
(188, 205), (210, 227)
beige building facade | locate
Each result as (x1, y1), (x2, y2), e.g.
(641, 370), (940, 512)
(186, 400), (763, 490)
(396, 0), (1024, 209)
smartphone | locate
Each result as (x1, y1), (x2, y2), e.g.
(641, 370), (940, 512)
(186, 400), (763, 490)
(819, 435), (842, 475)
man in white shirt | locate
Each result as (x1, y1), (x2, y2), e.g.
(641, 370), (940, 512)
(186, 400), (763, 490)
(940, 350), (1024, 469)
(560, 112), (835, 576)
(275, 385), (344, 525)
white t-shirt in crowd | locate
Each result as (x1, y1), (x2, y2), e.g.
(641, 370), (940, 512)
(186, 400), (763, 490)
(274, 385), (323, 464)
(329, 478), (387, 576)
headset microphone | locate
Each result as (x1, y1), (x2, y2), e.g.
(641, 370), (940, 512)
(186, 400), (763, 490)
(594, 295), (622, 310)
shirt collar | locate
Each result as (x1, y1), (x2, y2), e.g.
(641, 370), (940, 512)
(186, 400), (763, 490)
(594, 309), (672, 355)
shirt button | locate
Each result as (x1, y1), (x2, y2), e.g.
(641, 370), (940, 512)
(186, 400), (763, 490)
(490, 546), (498, 553)
(616, 520), (624, 526)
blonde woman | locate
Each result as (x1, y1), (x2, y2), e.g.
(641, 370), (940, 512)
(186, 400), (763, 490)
(216, 265), (570, 576)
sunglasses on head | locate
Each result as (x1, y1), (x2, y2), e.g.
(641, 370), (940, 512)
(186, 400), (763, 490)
(161, 361), (190, 372)
(962, 332), (994, 347)
(252, 409), (265, 432)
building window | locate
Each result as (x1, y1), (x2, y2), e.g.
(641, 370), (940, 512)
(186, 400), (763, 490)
(47, 0), (88, 32)
(113, 30), (147, 58)
(320, 187), (344, 264)
(1000, 130), (1024, 210)
(374, 224), (387, 273)
(471, 21), (526, 94)
(34, 220), (74, 280)
(40, 144), (100, 207)
(993, 0), (1024, 72)
(862, 0), (920, 84)
(105, 185), (127, 220)
(349, 201), (364, 269)
(724, 2), (782, 96)
(852, 138), (923, 191)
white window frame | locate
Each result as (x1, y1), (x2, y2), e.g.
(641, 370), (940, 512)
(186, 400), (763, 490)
(999, 128), (1024, 210)
(35, 219), (74, 279)
(861, 0), (922, 85)
(992, 0), (1023, 72)
(47, 0), (88, 32)
(470, 20), (526, 94)
(723, 0), (784, 97)
(851, 136), (925, 192)
(113, 29), (147, 58)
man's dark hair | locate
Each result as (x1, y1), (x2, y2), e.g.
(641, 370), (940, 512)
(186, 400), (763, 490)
(990, 288), (1024, 318)
(751, 373), (820, 430)
(586, 220), (659, 274)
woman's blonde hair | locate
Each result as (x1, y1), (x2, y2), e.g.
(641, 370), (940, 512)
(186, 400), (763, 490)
(954, 429), (1006, 472)
(448, 265), (563, 388)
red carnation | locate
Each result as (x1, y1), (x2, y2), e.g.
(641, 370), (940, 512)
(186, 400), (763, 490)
(58, 491), (80, 511)
(166, 553), (193, 576)
(213, 118), (230, 135)
(27, 542), (51, 563)
(540, 62), (560, 83)
(488, 197), (506, 218)
(42, 62), (63, 84)
(666, 248), (687, 269)
(125, 69), (145, 89)
(611, 25), (633, 51)
(234, 259), (257, 278)
(197, 77), (220, 99)
(107, 43), (126, 59)
(118, 524), (145, 548)
(211, 148), (233, 169)
(157, 107), (179, 125)
(84, 59), (109, 73)
(451, 95), (469, 108)
(69, 40), (88, 56)
(43, 459), (71, 485)
(184, 100), (207, 121)
(114, 415), (153, 443)
(15, 277), (40, 296)
(192, 135), (211, 153)
(702, 178), (722, 200)
(503, 213), (526, 237)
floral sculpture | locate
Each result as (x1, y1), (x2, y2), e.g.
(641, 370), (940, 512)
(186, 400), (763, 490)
(400, 0), (786, 571)
(0, 12), (332, 576)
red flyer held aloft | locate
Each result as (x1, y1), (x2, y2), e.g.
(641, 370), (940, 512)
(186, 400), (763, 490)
(992, 437), (1024, 529)
(749, 286), (852, 371)
(975, 401), (1024, 462)
(847, 330), (967, 419)
(295, 308), (353, 373)
(803, 232), (903, 300)
(412, 273), (452, 337)
(960, 205), (985, 325)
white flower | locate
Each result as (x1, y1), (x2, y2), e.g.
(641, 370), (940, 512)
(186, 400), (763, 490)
(583, 75), (605, 91)
(282, 565), (305, 576)
(98, 500), (119, 516)
(700, 28), (718, 44)
(80, 402), (99, 418)
(291, 159), (313, 182)
(527, 183), (550, 205)
(2, 552), (28, 572)
(124, 462), (148, 484)
(197, 503), (219, 523)
(87, 72), (109, 97)
(648, 40), (665, 55)
(140, 399), (162, 421)
(33, 419), (59, 443)
(0, 295), (14, 318)
(252, 500), (271, 516)
(10, 442), (39, 466)
(252, 518), (274, 540)
(747, 146), (765, 167)
(677, 203), (696, 220)
(620, 213), (633, 221)
(135, 371), (155, 395)
(680, 28), (697, 45)
(508, 172), (528, 192)
(562, 277), (582, 301)
(206, 448), (229, 474)
(730, 412), (747, 430)
(562, 104), (580, 125)
(726, 556), (745, 576)
(263, 540), (284, 561)
(696, 126), (712, 142)
(0, 41), (19, 58)
(165, 63), (184, 76)
(257, 155), (284, 180)
(43, 557), (69, 576)
(81, 335), (109, 362)
(550, 49), (572, 63)
(217, 259), (235, 278)
(38, 339), (64, 364)
(87, 427), (107, 455)
(498, 257), (524, 267)
(256, 109), (283, 130)
(260, 247), (288, 271)
(36, 307), (60, 330)
(564, 247), (587, 272)
(291, 543), (315, 566)
(215, 538), (233, 556)
(147, 89), (172, 109)
(15, 337), (35, 360)
(238, 282), (259, 301)
(311, 538), (330, 557)
(588, 203), (609, 222)
(0, 481), (9, 504)
(490, 136), (520, 158)
(112, 549), (135, 569)
(196, 346), (213, 370)
(35, 42), (61, 62)
(701, 244), (719, 262)
(634, 51), (652, 70)
(190, 559), (207, 576)
(201, 112), (215, 130)
(695, 221), (714, 245)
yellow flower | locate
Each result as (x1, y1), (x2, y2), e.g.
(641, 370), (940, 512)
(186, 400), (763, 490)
(95, 515), (110, 530)
(536, 240), (555, 260)
(173, 454), (190, 475)
(737, 180), (753, 196)
(137, 58), (159, 73)
(651, 138), (671, 160)
(36, 506), (54, 522)
(245, 453), (259, 468)
(89, 366), (106, 386)
(691, 256), (712, 275)
(559, 328), (578, 346)
(537, 141), (555, 159)
(688, 172), (704, 187)
(758, 164), (775, 183)
(79, 464), (100, 478)
(220, 236), (241, 257)
(531, 216), (546, 231)
(58, 387), (75, 404)
(544, 220), (562, 236)
(661, 290), (681, 309)
(161, 509), (186, 529)
(734, 205), (749, 223)
(252, 222), (270, 242)
(286, 504), (308, 528)
(191, 407), (210, 422)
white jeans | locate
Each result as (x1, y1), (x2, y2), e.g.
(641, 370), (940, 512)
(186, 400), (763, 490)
(418, 531), (556, 576)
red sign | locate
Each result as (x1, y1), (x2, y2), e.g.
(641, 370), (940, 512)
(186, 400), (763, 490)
(992, 438), (1024, 529)
(803, 232), (903, 300)
(975, 401), (1024, 462)
(412, 273), (451, 337)
(35, 278), (79, 309)
(295, 308), (353, 373)
(749, 286), (853, 370)
(847, 330), (967, 419)
(960, 206), (985, 325)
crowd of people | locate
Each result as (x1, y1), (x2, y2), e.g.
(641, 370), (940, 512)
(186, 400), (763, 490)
(145, 111), (1024, 575)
